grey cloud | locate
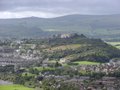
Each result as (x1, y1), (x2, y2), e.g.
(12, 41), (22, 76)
(0, 0), (120, 15)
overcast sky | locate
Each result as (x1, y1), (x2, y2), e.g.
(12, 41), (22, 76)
(0, 0), (120, 18)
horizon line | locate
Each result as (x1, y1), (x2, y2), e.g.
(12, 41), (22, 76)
(0, 13), (120, 19)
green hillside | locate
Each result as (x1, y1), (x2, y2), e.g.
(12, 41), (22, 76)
(1, 14), (120, 39)
(0, 85), (33, 90)
(41, 34), (120, 63)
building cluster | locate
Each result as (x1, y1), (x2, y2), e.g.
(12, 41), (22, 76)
(75, 62), (120, 74)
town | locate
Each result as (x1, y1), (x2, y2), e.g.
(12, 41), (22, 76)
(0, 34), (120, 90)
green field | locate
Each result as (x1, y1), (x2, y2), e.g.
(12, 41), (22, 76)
(0, 85), (33, 90)
(33, 67), (55, 71)
(107, 42), (120, 49)
(107, 42), (120, 45)
(73, 61), (100, 65)
(44, 44), (81, 52)
(22, 72), (35, 77)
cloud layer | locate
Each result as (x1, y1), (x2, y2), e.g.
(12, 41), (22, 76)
(0, 0), (120, 18)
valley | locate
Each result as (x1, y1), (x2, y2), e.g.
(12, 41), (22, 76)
(1, 0), (120, 90)
(0, 33), (120, 90)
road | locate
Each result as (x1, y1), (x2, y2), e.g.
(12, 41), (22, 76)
(0, 80), (13, 85)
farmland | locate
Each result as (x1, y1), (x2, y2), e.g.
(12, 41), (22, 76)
(0, 85), (33, 90)
(73, 61), (100, 65)
(107, 42), (120, 49)
(44, 44), (81, 52)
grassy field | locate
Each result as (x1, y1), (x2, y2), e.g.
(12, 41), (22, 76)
(44, 44), (81, 52)
(107, 42), (120, 45)
(73, 61), (100, 65)
(0, 85), (33, 90)
(107, 42), (120, 49)
(63, 61), (100, 66)
(33, 67), (55, 71)
(22, 72), (36, 77)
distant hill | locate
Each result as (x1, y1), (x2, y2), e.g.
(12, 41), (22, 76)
(0, 14), (120, 39)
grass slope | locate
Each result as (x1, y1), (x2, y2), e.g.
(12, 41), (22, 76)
(107, 42), (120, 49)
(73, 61), (100, 65)
(44, 44), (81, 52)
(0, 85), (33, 90)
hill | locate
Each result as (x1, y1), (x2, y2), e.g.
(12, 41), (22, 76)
(41, 34), (120, 63)
(1, 14), (120, 39)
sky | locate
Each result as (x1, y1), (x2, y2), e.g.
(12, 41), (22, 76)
(0, 0), (120, 18)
